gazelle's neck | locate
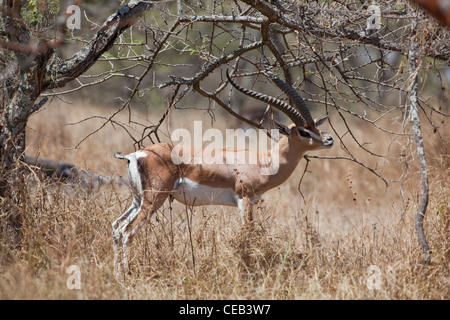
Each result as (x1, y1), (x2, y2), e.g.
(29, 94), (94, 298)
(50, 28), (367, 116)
(259, 134), (305, 188)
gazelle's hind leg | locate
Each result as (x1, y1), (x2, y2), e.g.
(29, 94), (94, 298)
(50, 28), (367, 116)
(112, 148), (175, 276)
(118, 191), (168, 274)
(112, 195), (142, 275)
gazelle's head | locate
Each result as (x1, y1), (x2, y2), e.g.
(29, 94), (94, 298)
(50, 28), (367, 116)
(283, 118), (334, 151)
(226, 58), (334, 152)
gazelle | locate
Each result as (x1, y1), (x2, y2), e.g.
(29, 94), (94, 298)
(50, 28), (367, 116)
(112, 63), (334, 273)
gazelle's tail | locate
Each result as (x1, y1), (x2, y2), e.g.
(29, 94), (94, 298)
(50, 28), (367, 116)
(114, 152), (128, 160)
(114, 152), (143, 196)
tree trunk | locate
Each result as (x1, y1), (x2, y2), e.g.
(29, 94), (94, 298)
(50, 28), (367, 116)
(1, 0), (51, 244)
(0, 70), (49, 244)
(0, 126), (26, 245)
(408, 23), (431, 264)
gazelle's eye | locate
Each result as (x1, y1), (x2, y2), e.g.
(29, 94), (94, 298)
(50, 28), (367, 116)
(299, 130), (310, 138)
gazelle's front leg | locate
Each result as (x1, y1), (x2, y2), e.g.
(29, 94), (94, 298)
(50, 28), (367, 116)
(237, 196), (255, 227)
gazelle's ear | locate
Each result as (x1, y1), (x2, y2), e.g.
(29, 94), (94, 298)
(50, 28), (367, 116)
(273, 119), (291, 135)
(314, 116), (328, 127)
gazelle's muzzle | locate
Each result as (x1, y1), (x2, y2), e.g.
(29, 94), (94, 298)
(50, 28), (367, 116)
(322, 133), (334, 147)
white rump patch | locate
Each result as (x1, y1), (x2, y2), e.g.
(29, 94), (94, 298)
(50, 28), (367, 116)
(126, 152), (145, 196)
(135, 151), (148, 159)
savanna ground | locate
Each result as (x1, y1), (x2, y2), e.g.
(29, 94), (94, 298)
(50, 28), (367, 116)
(0, 97), (448, 300)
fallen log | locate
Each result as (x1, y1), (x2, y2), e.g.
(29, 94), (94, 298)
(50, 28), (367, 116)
(24, 155), (124, 191)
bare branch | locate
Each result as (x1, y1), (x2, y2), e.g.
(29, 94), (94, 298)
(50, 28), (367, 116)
(239, 0), (450, 61)
(159, 40), (263, 88)
(44, 1), (159, 90)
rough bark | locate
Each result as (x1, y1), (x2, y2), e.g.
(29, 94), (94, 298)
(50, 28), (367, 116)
(0, 0), (55, 241)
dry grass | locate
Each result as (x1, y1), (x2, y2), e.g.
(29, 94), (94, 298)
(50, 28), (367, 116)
(0, 99), (448, 299)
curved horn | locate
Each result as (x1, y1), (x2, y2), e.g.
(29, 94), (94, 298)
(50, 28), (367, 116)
(261, 54), (317, 132)
(226, 70), (307, 127)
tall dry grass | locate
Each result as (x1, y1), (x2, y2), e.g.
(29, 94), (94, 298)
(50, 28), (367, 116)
(0, 98), (448, 299)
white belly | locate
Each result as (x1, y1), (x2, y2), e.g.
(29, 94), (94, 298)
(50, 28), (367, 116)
(172, 178), (238, 207)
